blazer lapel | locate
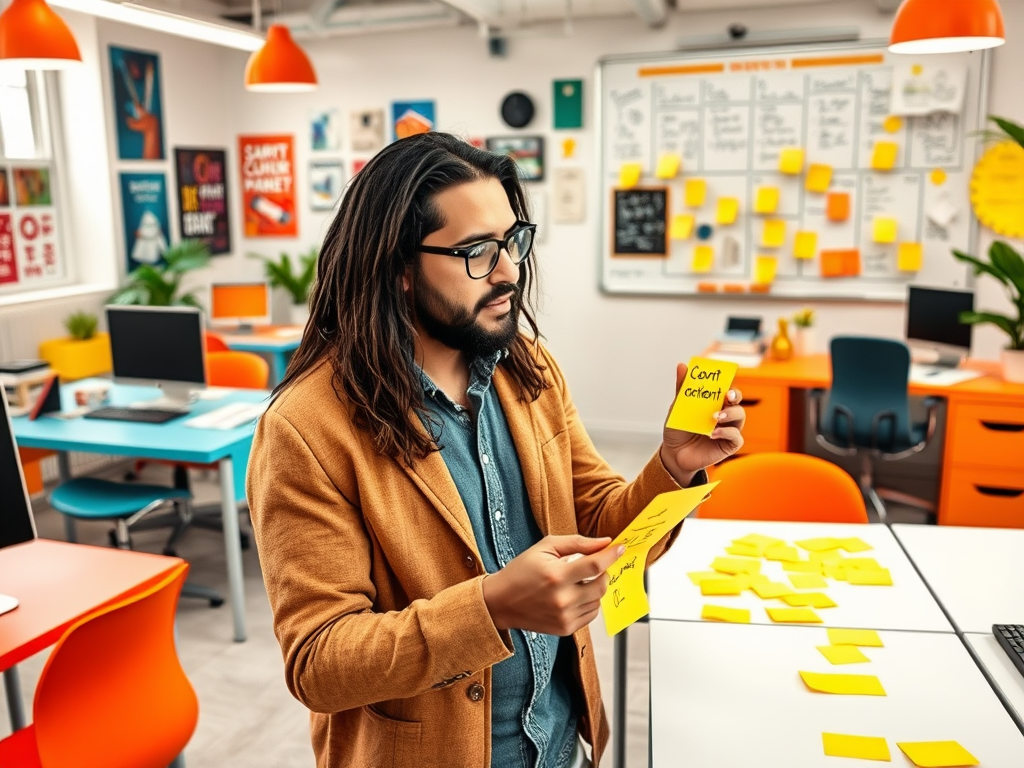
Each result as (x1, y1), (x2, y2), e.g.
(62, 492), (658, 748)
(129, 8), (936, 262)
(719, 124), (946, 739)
(493, 370), (551, 536)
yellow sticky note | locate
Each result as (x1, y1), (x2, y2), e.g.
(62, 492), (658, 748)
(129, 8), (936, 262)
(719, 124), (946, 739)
(733, 534), (784, 548)
(601, 482), (720, 635)
(806, 163), (833, 193)
(828, 628), (884, 647)
(872, 141), (899, 171)
(782, 592), (837, 609)
(701, 604), (750, 623)
(751, 581), (793, 599)
(685, 178), (707, 207)
(764, 545), (800, 563)
(716, 197), (739, 225)
(754, 186), (780, 214)
(655, 154), (682, 180)
(795, 537), (842, 552)
(793, 231), (818, 260)
(687, 571), (722, 585)
(838, 537), (873, 553)
(800, 671), (886, 696)
(779, 148), (804, 175)
(710, 556), (761, 575)
(873, 217), (898, 244)
(761, 220), (786, 248)
(824, 564), (848, 581)
(789, 573), (827, 589)
(883, 115), (904, 134)
(896, 741), (978, 767)
(562, 138), (576, 159)
(898, 242), (923, 272)
(767, 607), (822, 623)
(930, 168), (947, 186)
(823, 733), (892, 761)
(817, 644), (871, 665)
(619, 163), (642, 188)
(725, 543), (762, 558)
(782, 561), (820, 574)
(670, 214), (695, 240)
(692, 245), (714, 273)
(754, 255), (778, 285)
(847, 568), (893, 586)
(665, 356), (739, 436)
(701, 578), (744, 596)
(843, 558), (882, 571)
(809, 549), (844, 563)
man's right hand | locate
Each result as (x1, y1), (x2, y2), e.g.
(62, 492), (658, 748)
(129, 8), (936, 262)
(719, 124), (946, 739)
(481, 535), (624, 636)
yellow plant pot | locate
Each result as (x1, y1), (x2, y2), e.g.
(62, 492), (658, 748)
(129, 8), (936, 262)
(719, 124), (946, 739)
(38, 333), (113, 381)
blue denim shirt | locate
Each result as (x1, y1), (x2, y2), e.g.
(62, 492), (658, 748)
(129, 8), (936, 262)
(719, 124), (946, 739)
(418, 353), (578, 768)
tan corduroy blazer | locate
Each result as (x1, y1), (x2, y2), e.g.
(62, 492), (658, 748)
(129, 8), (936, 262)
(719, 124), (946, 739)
(247, 342), (688, 768)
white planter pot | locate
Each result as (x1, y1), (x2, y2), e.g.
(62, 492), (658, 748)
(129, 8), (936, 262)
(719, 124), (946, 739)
(1001, 348), (1024, 383)
(289, 302), (310, 328)
(792, 326), (816, 357)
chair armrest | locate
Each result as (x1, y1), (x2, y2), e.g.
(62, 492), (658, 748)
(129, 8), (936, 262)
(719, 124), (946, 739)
(921, 396), (941, 444)
(809, 388), (858, 457)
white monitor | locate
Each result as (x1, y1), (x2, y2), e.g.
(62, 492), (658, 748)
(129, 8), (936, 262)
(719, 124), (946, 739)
(0, 388), (38, 615)
(209, 282), (271, 332)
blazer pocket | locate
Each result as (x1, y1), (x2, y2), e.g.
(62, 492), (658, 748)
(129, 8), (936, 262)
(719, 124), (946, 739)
(355, 705), (423, 768)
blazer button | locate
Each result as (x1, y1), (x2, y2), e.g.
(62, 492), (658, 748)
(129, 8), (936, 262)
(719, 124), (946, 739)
(467, 682), (485, 702)
(464, 554), (476, 570)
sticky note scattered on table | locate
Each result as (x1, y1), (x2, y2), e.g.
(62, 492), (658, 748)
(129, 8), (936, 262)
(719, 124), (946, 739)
(793, 231), (818, 260)
(601, 482), (720, 636)
(734, 534), (784, 548)
(751, 581), (793, 599)
(809, 549), (844, 563)
(701, 578), (744, 596)
(767, 607), (822, 624)
(782, 592), (837, 609)
(716, 197), (740, 225)
(823, 733), (892, 761)
(789, 573), (827, 589)
(779, 148), (804, 175)
(711, 556), (761, 575)
(670, 214), (695, 240)
(685, 178), (707, 207)
(665, 356), (739, 436)
(754, 255), (778, 285)
(691, 244), (714, 273)
(826, 192), (851, 222)
(838, 537), (872, 553)
(847, 568), (893, 586)
(754, 186), (780, 214)
(806, 164), (833, 193)
(843, 557), (882, 571)
(765, 545), (800, 562)
(896, 741), (978, 767)
(873, 217), (899, 243)
(898, 242), (924, 272)
(828, 628), (883, 647)
(872, 141), (899, 171)
(796, 537), (842, 552)
(761, 220), (786, 248)
(817, 644), (871, 665)
(687, 571), (723, 585)
(655, 154), (681, 179)
(701, 604), (750, 623)
(619, 163), (642, 188)
(725, 543), (762, 558)
(799, 671), (886, 696)
(782, 561), (820, 574)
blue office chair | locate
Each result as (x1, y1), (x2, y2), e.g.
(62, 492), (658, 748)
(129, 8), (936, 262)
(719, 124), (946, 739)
(809, 336), (940, 523)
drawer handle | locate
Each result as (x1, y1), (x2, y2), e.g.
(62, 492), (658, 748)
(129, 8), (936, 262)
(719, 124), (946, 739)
(743, 398), (762, 407)
(974, 485), (1024, 499)
(979, 420), (1024, 433)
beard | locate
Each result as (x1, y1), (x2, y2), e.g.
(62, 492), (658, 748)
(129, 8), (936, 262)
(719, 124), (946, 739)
(412, 269), (522, 358)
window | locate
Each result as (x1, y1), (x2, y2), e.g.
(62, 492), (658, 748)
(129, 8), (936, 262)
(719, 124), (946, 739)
(0, 69), (66, 294)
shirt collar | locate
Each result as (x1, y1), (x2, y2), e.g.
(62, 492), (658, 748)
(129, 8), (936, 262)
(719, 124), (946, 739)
(417, 348), (507, 400)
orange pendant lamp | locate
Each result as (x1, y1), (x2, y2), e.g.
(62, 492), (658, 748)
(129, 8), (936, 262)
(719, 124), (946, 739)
(0, 0), (82, 68)
(890, 0), (1005, 54)
(244, 24), (316, 92)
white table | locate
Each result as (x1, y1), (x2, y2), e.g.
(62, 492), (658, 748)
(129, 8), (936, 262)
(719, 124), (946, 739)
(891, 524), (1024, 633)
(964, 632), (1024, 730)
(648, 520), (952, 632)
(650, 620), (1024, 767)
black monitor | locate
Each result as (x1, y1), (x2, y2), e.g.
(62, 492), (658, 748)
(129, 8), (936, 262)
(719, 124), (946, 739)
(106, 305), (207, 411)
(906, 286), (974, 366)
(0, 389), (37, 615)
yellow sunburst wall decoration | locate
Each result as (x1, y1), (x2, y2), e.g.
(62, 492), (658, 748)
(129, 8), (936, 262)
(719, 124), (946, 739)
(970, 140), (1024, 239)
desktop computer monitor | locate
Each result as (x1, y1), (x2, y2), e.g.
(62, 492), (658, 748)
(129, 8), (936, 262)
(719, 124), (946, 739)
(209, 282), (271, 332)
(0, 389), (38, 614)
(106, 305), (207, 411)
(906, 286), (974, 367)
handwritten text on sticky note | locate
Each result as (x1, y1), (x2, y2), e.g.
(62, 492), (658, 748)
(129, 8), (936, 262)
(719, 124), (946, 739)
(665, 357), (739, 435)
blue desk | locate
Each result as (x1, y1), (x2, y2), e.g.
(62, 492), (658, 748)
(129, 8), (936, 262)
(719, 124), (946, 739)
(219, 326), (303, 386)
(12, 381), (269, 642)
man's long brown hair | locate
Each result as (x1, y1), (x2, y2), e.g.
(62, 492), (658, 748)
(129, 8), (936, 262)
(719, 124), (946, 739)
(274, 132), (547, 464)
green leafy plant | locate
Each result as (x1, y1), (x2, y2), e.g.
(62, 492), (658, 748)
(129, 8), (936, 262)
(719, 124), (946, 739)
(64, 310), (98, 340)
(249, 247), (318, 305)
(975, 115), (1024, 148)
(952, 240), (1024, 351)
(108, 240), (211, 307)
(792, 308), (815, 328)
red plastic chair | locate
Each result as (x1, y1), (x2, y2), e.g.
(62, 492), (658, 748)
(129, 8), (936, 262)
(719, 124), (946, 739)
(700, 453), (868, 523)
(204, 331), (230, 352)
(0, 562), (197, 768)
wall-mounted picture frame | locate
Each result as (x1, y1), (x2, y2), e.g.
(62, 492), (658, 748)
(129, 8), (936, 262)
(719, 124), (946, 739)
(486, 135), (545, 182)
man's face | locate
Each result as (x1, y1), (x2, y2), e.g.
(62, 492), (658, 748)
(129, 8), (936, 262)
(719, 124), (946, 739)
(409, 177), (523, 357)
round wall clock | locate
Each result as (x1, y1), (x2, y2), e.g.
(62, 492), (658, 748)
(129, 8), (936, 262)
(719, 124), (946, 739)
(500, 92), (535, 129)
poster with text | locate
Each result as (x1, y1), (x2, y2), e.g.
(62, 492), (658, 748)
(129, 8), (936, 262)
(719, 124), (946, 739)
(0, 213), (15, 284)
(109, 46), (165, 160)
(120, 172), (170, 271)
(239, 135), (297, 237)
(391, 101), (434, 141)
(175, 148), (230, 254)
(14, 209), (60, 283)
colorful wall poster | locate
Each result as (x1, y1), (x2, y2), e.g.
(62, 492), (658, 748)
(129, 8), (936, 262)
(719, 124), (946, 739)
(109, 46), (165, 160)
(310, 108), (340, 151)
(351, 108), (385, 152)
(14, 209), (61, 283)
(0, 169), (8, 207)
(391, 100), (434, 141)
(174, 148), (230, 254)
(238, 135), (297, 238)
(553, 79), (584, 129)
(309, 160), (344, 211)
(352, 159), (368, 175)
(119, 172), (170, 270)
(13, 168), (51, 206)
(0, 213), (15, 284)
(486, 136), (545, 181)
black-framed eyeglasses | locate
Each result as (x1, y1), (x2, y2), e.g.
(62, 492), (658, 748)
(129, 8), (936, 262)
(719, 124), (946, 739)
(419, 221), (536, 279)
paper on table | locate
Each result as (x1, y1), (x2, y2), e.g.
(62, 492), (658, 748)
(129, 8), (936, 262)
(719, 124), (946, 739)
(685, 178), (707, 207)
(843, 558), (882, 570)
(806, 163), (833, 193)
(838, 537), (872, 553)
(619, 163), (642, 188)
(800, 671), (886, 695)
(725, 543), (762, 558)
(898, 242), (924, 272)
(782, 561), (820, 574)
(665, 356), (738, 436)
(691, 245), (714, 273)
(601, 482), (720, 635)
(822, 733), (891, 761)
(710, 556), (761, 575)
(796, 537), (842, 551)
(701, 579), (745, 596)
(789, 573), (827, 589)
(764, 545), (800, 562)
(793, 231), (818, 260)
(781, 592), (837, 609)
(701, 604), (750, 623)
(872, 141), (899, 171)
(761, 220), (786, 248)
(873, 217), (899, 243)
(655, 154), (681, 179)
(817, 644), (871, 665)
(734, 533), (785, 548)
(767, 607), (823, 623)
(716, 197), (740, 225)
(847, 568), (893, 586)
(754, 186), (780, 214)
(687, 571), (723, 585)
(750, 581), (793, 599)
(896, 741), (979, 767)
(828, 628), (884, 647)
(779, 148), (804, 175)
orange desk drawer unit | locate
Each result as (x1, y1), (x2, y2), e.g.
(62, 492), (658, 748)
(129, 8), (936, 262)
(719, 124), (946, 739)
(943, 466), (1024, 528)
(732, 380), (787, 443)
(948, 403), (1024, 470)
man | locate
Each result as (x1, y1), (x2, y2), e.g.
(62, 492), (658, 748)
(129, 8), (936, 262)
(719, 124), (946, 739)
(247, 132), (745, 768)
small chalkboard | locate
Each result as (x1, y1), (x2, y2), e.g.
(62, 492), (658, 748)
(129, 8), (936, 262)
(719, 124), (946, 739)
(612, 188), (668, 257)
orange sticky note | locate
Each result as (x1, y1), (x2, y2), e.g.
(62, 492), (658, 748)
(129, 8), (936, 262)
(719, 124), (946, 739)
(789, 573), (827, 589)
(701, 604), (750, 623)
(665, 357), (739, 436)
(655, 154), (681, 180)
(754, 255), (778, 285)
(820, 249), (861, 278)
(779, 148), (804, 175)
(767, 607), (823, 623)
(800, 671), (886, 695)
(898, 242), (923, 272)
(750, 581), (793, 599)
(872, 141), (899, 171)
(896, 741), (979, 767)
(823, 733), (892, 761)
(826, 192), (851, 222)
(764, 545), (801, 563)
(828, 628), (884, 647)
(847, 568), (893, 586)
(761, 220), (786, 248)
(692, 245), (714, 273)
(754, 186), (780, 214)
(716, 197), (740, 225)
(670, 214), (695, 240)
(817, 644), (871, 665)
(710, 556), (761, 575)
(685, 178), (707, 207)
(793, 231), (818, 260)
(619, 163), (642, 188)
(873, 217), (898, 243)
(806, 163), (833, 193)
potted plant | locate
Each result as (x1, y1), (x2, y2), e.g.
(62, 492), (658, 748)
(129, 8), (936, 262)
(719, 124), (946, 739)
(250, 246), (318, 326)
(108, 240), (211, 307)
(791, 307), (816, 357)
(38, 310), (113, 381)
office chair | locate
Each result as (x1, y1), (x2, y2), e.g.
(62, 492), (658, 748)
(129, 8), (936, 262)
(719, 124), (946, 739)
(205, 331), (230, 352)
(699, 452), (868, 523)
(0, 563), (198, 768)
(809, 336), (940, 523)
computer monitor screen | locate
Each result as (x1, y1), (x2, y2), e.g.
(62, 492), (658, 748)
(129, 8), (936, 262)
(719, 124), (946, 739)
(0, 390), (37, 550)
(906, 286), (974, 358)
(209, 282), (270, 329)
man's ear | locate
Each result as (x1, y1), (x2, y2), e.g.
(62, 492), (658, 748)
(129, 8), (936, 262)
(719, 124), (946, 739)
(401, 266), (412, 292)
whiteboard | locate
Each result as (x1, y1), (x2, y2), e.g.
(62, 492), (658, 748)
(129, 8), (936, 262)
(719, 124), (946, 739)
(597, 41), (990, 300)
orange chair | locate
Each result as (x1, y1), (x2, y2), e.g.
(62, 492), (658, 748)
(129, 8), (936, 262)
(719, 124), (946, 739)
(0, 562), (198, 768)
(206, 350), (270, 389)
(17, 447), (55, 496)
(700, 453), (868, 524)
(204, 331), (230, 352)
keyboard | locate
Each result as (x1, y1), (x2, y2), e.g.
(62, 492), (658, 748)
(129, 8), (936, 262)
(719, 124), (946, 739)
(183, 401), (269, 430)
(993, 624), (1024, 679)
(83, 407), (186, 424)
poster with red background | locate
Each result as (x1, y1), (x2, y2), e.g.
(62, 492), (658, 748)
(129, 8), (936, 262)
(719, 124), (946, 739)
(238, 135), (297, 237)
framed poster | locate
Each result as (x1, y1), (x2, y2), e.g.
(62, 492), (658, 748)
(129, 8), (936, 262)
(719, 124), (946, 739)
(119, 172), (170, 270)
(391, 101), (435, 141)
(351, 108), (385, 152)
(310, 108), (341, 151)
(238, 135), (297, 237)
(174, 148), (231, 254)
(109, 46), (165, 160)
(309, 160), (344, 211)
(486, 136), (545, 181)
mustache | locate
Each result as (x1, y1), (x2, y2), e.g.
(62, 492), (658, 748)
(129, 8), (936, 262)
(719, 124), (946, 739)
(474, 283), (521, 314)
